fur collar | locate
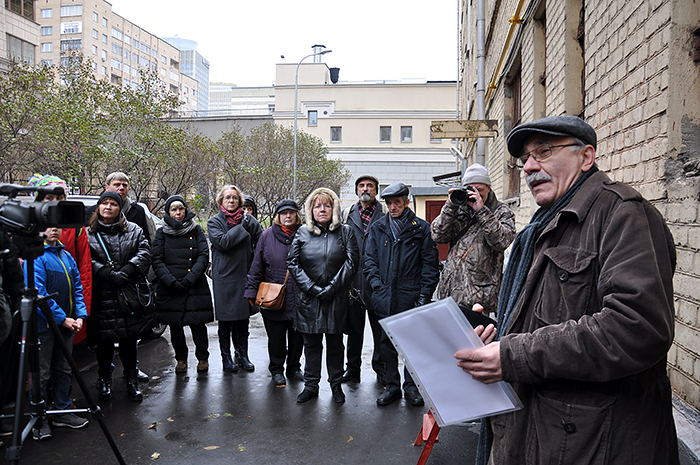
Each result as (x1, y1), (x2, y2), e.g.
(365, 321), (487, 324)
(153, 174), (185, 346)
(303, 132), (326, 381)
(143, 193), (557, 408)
(304, 187), (342, 236)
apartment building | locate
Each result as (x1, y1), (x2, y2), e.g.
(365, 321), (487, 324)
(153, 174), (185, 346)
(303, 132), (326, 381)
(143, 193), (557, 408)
(36, 0), (197, 115)
(2, 0), (39, 72)
(274, 62), (460, 207)
(458, 0), (700, 441)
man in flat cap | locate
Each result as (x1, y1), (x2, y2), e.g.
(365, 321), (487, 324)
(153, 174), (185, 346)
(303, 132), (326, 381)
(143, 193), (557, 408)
(364, 183), (439, 407)
(431, 163), (515, 316)
(457, 115), (679, 464)
(340, 175), (387, 384)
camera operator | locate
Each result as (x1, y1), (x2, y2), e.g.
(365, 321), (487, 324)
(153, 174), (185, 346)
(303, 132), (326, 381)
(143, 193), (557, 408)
(430, 163), (516, 315)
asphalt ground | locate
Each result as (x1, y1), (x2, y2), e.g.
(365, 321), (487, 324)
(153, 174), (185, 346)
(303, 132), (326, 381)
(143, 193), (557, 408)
(1, 315), (481, 465)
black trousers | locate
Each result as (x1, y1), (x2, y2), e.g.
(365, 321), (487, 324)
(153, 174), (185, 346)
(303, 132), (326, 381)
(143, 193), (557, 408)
(217, 319), (249, 352)
(301, 332), (344, 393)
(170, 323), (209, 362)
(345, 308), (384, 376)
(262, 316), (303, 375)
(379, 329), (415, 393)
(97, 338), (137, 376)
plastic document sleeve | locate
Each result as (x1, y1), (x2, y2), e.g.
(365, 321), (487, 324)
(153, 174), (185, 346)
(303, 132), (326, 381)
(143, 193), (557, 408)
(379, 297), (523, 427)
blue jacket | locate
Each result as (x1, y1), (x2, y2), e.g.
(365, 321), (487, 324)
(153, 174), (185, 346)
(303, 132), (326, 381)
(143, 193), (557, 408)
(25, 242), (87, 333)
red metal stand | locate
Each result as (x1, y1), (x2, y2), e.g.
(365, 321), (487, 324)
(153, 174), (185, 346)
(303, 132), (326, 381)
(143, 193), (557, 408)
(414, 409), (440, 465)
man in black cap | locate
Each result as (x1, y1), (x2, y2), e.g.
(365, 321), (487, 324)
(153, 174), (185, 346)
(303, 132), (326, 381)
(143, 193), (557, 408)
(456, 115), (679, 464)
(340, 175), (387, 384)
(364, 183), (439, 407)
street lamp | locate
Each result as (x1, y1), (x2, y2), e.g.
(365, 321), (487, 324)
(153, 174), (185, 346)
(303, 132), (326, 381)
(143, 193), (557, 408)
(293, 47), (332, 201)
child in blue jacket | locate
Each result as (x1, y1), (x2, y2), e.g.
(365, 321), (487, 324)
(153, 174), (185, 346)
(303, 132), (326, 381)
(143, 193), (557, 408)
(25, 227), (88, 441)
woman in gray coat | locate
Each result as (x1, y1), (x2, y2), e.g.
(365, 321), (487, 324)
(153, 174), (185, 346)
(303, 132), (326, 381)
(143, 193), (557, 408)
(287, 188), (359, 404)
(208, 185), (262, 373)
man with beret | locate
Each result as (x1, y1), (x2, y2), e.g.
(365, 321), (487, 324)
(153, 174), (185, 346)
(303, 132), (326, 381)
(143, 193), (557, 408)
(456, 115), (679, 464)
(431, 163), (515, 315)
(364, 183), (439, 406)
(340, 175), (387, 384)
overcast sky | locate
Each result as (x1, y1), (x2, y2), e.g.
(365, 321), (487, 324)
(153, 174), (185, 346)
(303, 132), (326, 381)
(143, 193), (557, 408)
(108, 0), (460, 87)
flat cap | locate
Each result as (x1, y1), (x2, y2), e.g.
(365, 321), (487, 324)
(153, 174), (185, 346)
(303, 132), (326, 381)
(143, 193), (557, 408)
(381, 182), (409, 199)
(506, 115), (597, 157)
(355, 174), (380, 189)
(274, 199), (299, 216)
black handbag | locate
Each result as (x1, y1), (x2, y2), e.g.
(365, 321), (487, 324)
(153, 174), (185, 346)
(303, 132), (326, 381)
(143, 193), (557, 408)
(97, 232), (156, 339)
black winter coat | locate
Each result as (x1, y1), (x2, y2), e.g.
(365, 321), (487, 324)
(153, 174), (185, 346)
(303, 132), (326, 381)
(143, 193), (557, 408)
(152, 225), (213, 327)
(244, 223), (299, 322)
(287, 223), (359, 334)
(364, 210), (440, 318)
(87, 220), (151, 341)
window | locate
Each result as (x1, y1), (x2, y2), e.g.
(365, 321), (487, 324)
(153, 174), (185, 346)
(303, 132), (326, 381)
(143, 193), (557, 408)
(101, 50), (107, 60)
(91, 61), (96, 71)
(124, 50), (131, 61)
(111, 42), (123, 55)
(161, 55), (167, 64)
(41, 59), (53, 66)
(60, 5), (82, 17)
(111, 58), (122, 70)
(93, 12), (98, 22)
(92, 29), (98, 39)
(111, 28), (123, 40)
(133, 39), (139, 50)
(400, 126), (413, 143)
(9, 35), (35, 65)
(140, 56), (149, 68)
(380, 126), (391, 142)
(160, 68), (166, 76)
(102, 34), (107, 44)
(170, 70), (178, 81)
(124, 64), (130, 75)
(308, 110), (318, 127)
(124, 35), (131, 45)
(61, 22), (81, 34)
(60, 39), (82, 51)
(330, 127), (342, 143)
(101, 66), (107, 75)
(132, 53), (138, 63)
(102, 17), (107, 27)
(41, 9), (53, 18)
(7, 0), (35, 19)
(41, 42), (53, 52)
(41, 26), (53, 36)
(151, 49), (157, 58)
(506, 66), (522, 198)
(141, 43), (150, 55)
(92, 45), (97, 55)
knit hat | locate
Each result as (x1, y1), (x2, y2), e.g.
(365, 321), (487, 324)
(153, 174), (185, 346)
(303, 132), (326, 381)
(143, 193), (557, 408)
(98, 191), (123, 209)
(27, 174), (69, 197)
(462, 163), (491, 186)
(165, 195), (188, 214)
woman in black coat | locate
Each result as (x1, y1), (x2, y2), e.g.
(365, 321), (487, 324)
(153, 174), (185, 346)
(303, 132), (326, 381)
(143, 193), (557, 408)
(208, 185), (263, 373)
(287, 188), (359, 404)
(153, 195), (213, 374)
(244, 200), (304, 387)
(87, 191), (151, 403)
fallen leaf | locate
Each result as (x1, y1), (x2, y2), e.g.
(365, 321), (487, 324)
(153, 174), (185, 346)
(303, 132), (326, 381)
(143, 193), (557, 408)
(120, 433), (124, 437)
(203, 446), (219, 450)
(167, 417), (174, 422)
(347, 435), (353, 442)
(238, 444), (247, 452)
(150, 452), (160, 460)
(206, 413), (220, 419)
(222, 413), (233, 418)
(146, 422), (158, 430)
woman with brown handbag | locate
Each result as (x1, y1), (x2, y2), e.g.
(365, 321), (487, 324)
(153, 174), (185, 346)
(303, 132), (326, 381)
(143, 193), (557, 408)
(244, 200), (304, 387)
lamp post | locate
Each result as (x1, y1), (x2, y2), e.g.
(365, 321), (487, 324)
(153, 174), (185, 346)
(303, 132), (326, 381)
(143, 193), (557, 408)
(293, 48), (332, 201)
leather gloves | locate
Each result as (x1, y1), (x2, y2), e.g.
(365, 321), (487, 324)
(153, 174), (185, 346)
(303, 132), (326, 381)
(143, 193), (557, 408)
(109, 270), (129, 287)
(414, 295), (430, 307)
(316, 285), (335, 301)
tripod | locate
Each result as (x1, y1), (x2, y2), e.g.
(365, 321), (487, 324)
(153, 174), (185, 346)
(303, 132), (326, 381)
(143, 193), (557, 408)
(0, 234), (125, 464)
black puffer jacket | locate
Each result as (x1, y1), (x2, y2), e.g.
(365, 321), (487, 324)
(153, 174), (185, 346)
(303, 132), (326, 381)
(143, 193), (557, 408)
(287, 188), (359, 334)
(152, 223), (213, 327)
(88, 220), (151, 341)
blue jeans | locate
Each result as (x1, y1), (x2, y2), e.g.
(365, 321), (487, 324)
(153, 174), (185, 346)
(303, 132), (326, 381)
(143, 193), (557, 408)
(36, 327), (74, 411)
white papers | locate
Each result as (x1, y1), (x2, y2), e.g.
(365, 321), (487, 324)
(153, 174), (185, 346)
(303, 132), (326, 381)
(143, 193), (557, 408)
(380, 297), (522, 427)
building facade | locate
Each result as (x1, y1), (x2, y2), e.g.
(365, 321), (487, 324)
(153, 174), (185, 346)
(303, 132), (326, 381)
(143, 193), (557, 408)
(274, 62), (460, 207)
(35, 0), (197, 115)
(163, 37), (209, 116)
(209, 82), (275, 117)
(2, 0), (39, 72)
(459, 0), (700, 429)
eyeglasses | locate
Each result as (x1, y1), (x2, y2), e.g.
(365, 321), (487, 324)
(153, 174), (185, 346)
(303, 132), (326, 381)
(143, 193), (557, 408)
(223, 195), (239, 201)
(514, 143), (582, 169)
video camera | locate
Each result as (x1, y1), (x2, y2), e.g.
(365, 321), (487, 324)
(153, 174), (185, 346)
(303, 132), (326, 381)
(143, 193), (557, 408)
(450, 185), (477, 206)
(0, 183), (84, 236)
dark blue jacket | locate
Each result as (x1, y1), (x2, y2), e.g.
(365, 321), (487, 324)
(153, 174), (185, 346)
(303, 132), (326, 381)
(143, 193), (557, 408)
(25, 242), (87, 333)
(364, 209), (439, 318)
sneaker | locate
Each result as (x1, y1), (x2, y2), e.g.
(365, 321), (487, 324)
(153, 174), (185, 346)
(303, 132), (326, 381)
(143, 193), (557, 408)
(52, 413), (89, 429)
(32, 419), (52, 441)
(175, 360), (187, 373)
(196, 360), (209, 372)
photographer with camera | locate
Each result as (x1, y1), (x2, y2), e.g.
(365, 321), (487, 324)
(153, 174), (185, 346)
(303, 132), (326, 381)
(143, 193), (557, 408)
(430, 163), (515, 315)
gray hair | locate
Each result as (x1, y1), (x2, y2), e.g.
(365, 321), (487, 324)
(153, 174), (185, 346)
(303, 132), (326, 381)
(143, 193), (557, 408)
(105, 171), (130, 185)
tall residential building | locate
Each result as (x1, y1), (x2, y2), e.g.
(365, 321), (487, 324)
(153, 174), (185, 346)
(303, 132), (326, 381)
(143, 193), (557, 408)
(1, 0), (39, 72)
(163, 37), (209, 116)
(209, 82), (274, 117)
(35, 0), (197, 116)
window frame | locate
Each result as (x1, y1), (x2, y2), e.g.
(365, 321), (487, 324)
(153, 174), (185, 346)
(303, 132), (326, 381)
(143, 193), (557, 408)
(379, 126), (392, 143)
(330, 126), (342, 143)
(400, 126), (413, 143)
(308, 110), (318, 127)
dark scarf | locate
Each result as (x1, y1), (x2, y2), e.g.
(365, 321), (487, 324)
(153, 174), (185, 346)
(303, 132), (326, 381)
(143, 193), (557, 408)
(221, 205), (243, 228)
(358, 200), (377, 233)
(163, 210), (197, 236)
(388, 207), (411, 240)
(476, 166), (598, 465)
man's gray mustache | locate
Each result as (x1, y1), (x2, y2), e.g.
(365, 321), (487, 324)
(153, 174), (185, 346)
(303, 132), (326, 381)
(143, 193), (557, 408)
(526, 172), (552, 188)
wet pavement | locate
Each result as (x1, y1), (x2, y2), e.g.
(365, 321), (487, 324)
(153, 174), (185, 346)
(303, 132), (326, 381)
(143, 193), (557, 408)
(2, 316), (481, 464)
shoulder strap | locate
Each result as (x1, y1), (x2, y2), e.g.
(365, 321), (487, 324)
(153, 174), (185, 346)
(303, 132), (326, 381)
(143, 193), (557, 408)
(95, 232), (113, 266)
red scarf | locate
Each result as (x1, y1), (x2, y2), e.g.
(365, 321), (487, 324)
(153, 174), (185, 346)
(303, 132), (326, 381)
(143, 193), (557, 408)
(221, 205), (243, 227)
(281, 224), (296, 236)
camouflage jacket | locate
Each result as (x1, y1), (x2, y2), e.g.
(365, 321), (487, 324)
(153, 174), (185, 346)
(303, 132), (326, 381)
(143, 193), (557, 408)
(430, 190), (515, 313)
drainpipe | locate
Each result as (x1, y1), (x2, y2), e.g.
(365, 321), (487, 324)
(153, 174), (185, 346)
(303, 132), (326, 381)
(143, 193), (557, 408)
(476, 0), (486, 167)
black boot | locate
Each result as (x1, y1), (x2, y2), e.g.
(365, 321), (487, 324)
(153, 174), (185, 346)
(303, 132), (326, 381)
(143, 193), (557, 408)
(126, 369), (143, 402)
(220, 339), (238, 373)
(97, 370), (112, 401)
(235, 340), (255, 372)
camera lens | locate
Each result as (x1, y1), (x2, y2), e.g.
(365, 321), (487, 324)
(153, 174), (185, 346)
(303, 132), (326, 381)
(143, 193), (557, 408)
(450, 189), (468, 206)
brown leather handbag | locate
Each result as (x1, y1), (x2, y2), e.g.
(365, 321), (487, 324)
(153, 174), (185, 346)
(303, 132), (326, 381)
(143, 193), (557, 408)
(255, 270), (289, 310)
